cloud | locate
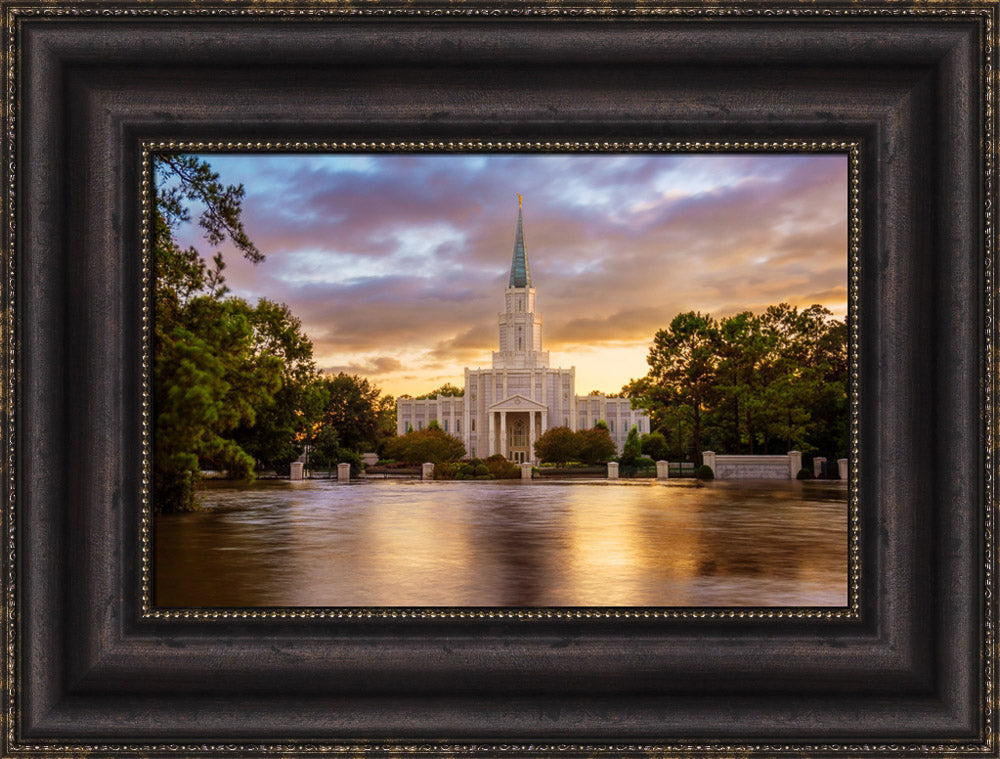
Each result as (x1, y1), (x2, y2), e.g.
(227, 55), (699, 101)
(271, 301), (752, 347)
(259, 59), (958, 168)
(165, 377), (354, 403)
(169, 152), (848, 394)
(322, 356), (403, 377)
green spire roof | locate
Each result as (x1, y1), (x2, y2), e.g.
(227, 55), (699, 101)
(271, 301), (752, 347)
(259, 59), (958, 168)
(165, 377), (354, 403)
(509, 203), (531, 288)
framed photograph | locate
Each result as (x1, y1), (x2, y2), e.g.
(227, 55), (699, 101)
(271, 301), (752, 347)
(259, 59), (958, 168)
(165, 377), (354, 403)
(149, 148), (854, 610)
(3, 0), (995, 755)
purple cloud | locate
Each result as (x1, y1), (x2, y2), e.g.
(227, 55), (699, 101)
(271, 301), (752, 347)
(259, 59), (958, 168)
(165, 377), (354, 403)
(167, 152), (848, 395)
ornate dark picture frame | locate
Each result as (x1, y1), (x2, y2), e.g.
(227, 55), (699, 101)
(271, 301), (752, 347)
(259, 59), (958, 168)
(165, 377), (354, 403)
(2, 1), (996, 755)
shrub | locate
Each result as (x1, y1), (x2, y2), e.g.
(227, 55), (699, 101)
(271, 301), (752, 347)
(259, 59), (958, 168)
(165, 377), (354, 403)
(154, 455), (200, 513)
(796, 467), (814, 480)
(619, 455), (657, 478)
(640, 431), (669, 462)
(485, 456), (520, 479)
(694, 464), (715, 480)
(533, 426), (578, 466)
(619, 426), (643, 466)
(382, 426), (466, 464)
(447, 461), (494, 480)
(576, 426), (617, 465)
(336, 449), (364, 477)
(434, 461), (461, 480)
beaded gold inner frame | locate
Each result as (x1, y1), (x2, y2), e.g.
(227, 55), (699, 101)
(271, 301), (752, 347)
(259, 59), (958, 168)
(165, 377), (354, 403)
(4, 3), (996, 756)
(140, 139), (862, 621)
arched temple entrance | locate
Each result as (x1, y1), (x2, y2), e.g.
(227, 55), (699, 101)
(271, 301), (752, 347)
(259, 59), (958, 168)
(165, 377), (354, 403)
(508, 416), (529, 463)
(486, 394), (548, 463)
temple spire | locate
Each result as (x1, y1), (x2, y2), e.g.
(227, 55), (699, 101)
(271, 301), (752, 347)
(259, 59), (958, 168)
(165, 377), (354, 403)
(508, 196), (531, 288)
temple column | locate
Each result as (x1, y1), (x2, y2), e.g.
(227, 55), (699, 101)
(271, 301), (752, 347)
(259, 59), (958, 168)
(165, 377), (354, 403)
(500, 411), (507, 459)
(488, 412), (496, 457)
(541, 410), (547, 433)
(529, 410), (536, 464)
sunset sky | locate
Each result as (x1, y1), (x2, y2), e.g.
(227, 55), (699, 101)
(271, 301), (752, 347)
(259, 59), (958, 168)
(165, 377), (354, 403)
(169, 153), (848, 399)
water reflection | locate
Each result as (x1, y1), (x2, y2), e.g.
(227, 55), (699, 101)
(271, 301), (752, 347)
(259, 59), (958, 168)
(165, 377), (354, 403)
(154, 479), (848, 607)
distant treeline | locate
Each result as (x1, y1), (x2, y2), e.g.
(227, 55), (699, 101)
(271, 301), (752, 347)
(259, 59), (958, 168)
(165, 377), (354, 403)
(625, 306), (847, 465)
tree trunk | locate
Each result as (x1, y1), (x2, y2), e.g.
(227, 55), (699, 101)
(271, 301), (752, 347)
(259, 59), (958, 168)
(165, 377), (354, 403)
(693, 403), (702, 466)
(733, 397), (740, 454)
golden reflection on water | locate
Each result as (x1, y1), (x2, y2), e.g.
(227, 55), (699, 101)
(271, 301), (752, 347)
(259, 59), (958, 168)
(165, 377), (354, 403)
(154, 479), (848, 607)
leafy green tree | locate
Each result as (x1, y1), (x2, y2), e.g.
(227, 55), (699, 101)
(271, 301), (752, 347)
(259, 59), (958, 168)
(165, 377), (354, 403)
(533, 426), (578, 466)
(628, 304), (847, 462)
(414, 383), (464, 399)
(714, 311), (771, 454)
(229, 299), (324, 469)
(755, 303), (843, 454)
(156, 155), (262, 265)
(309, 424), (363, 475)
(627, 311), (719, 465)
(318, 373), (395, 454)
(640, 431), (669, 461)
(311, 425), (341, 472)
(153, 155), (269, 511)
(620, 425), (642, 466)
(575, 424), (617, 465)
(382, 426), (466, 464)
(154, 297), (281, 510)
(152, 155), (331, 511)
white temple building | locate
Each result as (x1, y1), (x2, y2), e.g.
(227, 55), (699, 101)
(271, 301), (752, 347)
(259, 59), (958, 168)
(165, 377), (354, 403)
(395, 199), (650, 464)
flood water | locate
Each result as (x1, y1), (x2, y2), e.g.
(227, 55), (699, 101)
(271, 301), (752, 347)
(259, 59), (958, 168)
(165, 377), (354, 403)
(154, 478), (848, 608)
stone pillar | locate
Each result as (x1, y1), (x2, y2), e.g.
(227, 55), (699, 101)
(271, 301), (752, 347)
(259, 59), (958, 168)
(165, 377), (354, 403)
(520, 462), (532, 480)
(290, 461), (304, 481)
(702, 451), (716, 474)
(788, 450), (802, 479)
(813, 456), (827, 478)
(422, 462), (435, 480)
(838, 458), (848, 480)
(500, 411), (507, 459)
(337, 462), (351, 482)
(528, 410), (535, 464)
(488, 412), (496, 457)
(541, 410), (548, 433)
(607, 461), (619, 479)
(656, 460), (670, 480)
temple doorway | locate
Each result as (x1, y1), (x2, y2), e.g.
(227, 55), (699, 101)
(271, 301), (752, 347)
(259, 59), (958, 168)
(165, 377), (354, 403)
(507, 415), (529, 463)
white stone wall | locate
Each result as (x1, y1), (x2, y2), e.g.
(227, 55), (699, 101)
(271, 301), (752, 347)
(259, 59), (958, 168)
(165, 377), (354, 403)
(702, 452), (802, 480)
(396, 397), (466, 435)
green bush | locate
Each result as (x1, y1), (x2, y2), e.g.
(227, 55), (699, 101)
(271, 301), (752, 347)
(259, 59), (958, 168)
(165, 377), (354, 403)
(796, 467), (814, 480)
(433, 461), (458, 480)
(337, 449), (364, 477)
(576, 426), (617, 465)
(382, 426), (466, 464)
(694, 464), (715, 480)
(437, 459), (498, 480)
(619, 426), (643, 466)
(619, 456), (657, 477)
(640, 431), (669, 462)
(153, 456), (200, 513)
(533, 426), (578, 466)
(485, 455), (520, 479)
